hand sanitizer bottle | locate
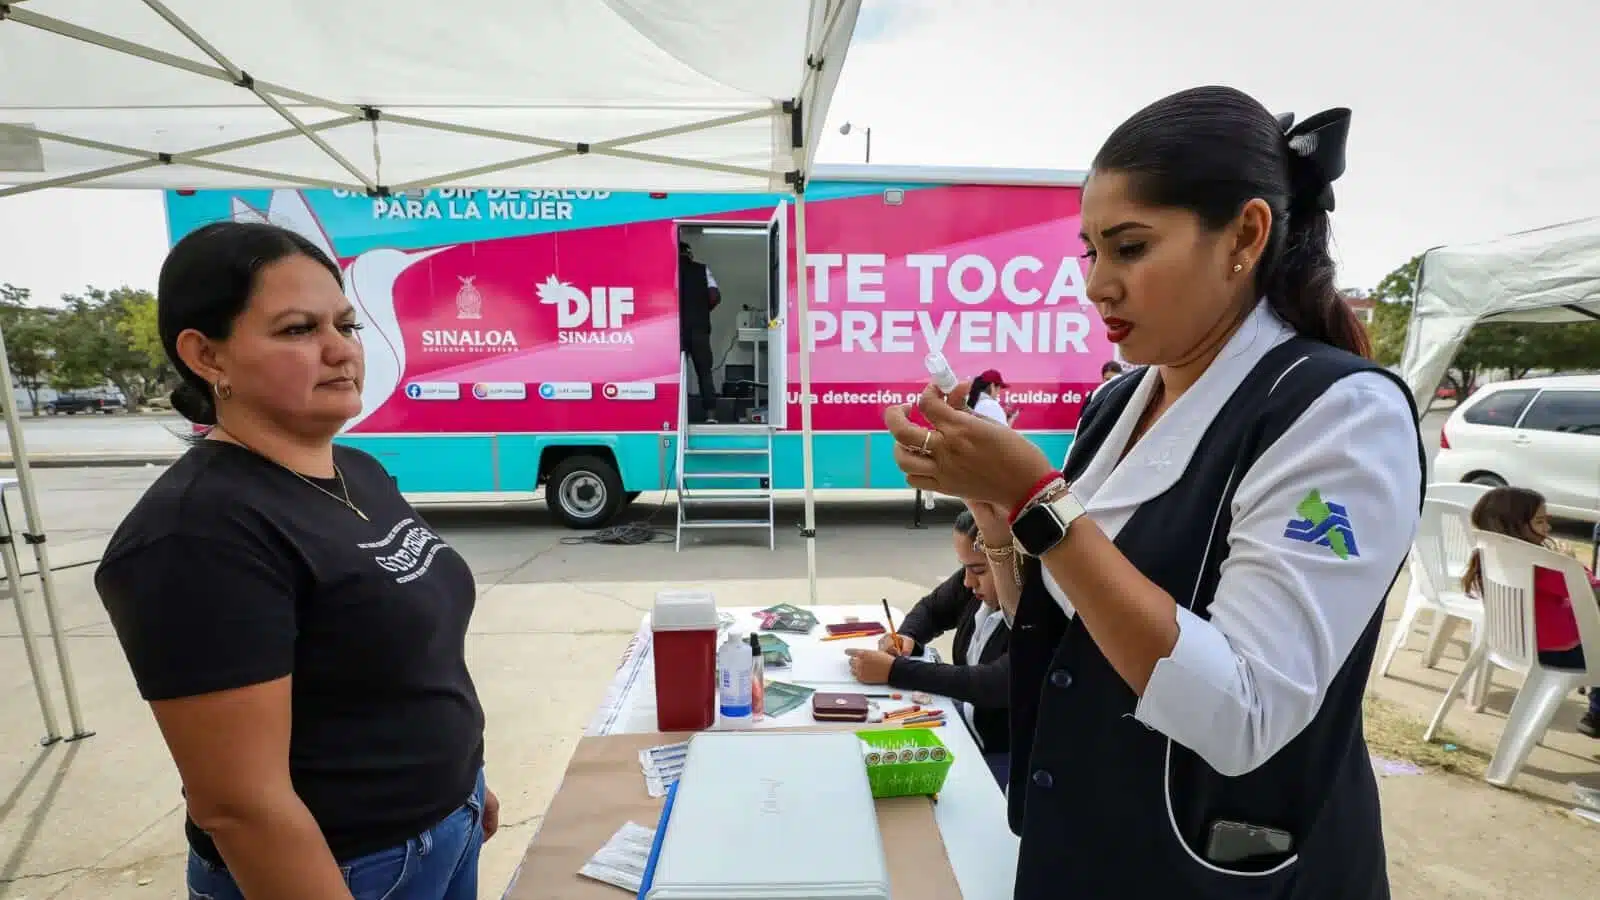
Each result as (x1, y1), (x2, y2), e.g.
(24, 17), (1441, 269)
(718, 633), (754, 728)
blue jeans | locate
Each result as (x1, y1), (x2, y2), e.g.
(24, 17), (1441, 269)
(187, 770), (486, 900)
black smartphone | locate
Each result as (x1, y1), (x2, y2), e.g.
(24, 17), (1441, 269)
(1204, 820), (1294, 866)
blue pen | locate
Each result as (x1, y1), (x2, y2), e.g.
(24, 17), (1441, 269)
(637, 778), (679, 899)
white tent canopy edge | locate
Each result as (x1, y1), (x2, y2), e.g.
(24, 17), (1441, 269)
(1399, 215), (1600, 413)
(0, 0), (864, 741)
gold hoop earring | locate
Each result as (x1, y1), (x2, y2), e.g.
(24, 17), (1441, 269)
(213, 381), (233, 401)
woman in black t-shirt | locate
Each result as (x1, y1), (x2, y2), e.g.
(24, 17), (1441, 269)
(95, 221), (496, 900)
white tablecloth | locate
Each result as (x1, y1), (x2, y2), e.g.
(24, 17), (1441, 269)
(585, 604), (1019, 900)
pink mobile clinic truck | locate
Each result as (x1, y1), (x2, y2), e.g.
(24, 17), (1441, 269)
(164, 165), (1112, 530)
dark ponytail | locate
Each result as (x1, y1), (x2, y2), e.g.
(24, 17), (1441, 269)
(157, 221), (342, 430)
(170, 380), (217, 427)
(965, 374), (994, 411)
(1262, 207), (1370, 359)
(1092, 86), (1368, 358)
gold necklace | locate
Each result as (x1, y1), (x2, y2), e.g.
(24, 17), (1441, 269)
(286, 467), (369, 521)
(213, 430), (369, 521)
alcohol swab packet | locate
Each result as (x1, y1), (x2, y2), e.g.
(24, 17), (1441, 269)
(638, 741), (688, 772)
(640, 740), (690, 797)
(579, 821), (658, 893)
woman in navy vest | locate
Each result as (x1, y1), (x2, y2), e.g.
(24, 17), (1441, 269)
(885, 86), (1426, 899)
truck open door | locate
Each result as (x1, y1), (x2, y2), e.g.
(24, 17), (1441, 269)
(767, 199), (789, 429)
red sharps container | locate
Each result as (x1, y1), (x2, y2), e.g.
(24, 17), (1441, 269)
(652, 590), (719, 732)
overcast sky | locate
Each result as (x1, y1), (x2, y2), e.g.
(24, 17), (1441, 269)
(2, 0), (1595, 305)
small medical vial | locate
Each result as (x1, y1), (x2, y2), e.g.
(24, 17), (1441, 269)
(923, 352), (959, 394)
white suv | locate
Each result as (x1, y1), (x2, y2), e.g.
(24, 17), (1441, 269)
(1435, 375), (1600, 523)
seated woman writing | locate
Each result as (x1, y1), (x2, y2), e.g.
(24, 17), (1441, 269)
(847, 511), (1012, 786)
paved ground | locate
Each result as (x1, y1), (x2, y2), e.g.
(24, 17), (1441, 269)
(0, 463), (1595, 899)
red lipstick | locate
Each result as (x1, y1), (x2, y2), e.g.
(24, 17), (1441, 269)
(1103, 317), (1134, 343)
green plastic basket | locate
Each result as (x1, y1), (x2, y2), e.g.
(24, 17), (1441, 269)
(856, 728), (955, 798)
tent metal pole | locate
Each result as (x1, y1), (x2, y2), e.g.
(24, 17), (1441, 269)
(0, 323), (91, 741)
(792, 181), (819, 608)
(0, 478), (62, 744)
(140, 0), (376, 191)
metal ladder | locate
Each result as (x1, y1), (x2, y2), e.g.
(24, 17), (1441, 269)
(674, 353), (776, 550)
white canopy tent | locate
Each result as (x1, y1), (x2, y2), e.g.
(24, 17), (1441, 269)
(1399, 216), (1600, 412)
(0, 0), (862, 740)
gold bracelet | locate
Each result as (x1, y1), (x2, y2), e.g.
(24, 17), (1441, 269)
(975, 536), (1015, 559)
(974, 537), (1023, 586)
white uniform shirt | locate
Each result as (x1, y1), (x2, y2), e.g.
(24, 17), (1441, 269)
(960, 603), (1007, 750)
(1043, 302), (1421, 777)
(973, 392), (1009, 426)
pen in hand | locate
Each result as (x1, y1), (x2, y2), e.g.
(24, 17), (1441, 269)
(881, 598), (900, 657)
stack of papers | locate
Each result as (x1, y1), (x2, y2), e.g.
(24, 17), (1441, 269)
(639, 740), (689, 798)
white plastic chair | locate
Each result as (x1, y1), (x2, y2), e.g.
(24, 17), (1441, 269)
(1380, 499), (1486, 693)
(1423, 532), (1600, 787)
(1421, 493), (1491, 669)
(1424, 481), (1493, 508)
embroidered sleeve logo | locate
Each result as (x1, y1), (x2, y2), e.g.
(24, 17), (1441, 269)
(1284, 489), (1360, 560)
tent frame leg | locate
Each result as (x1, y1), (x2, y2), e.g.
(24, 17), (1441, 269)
(0, 322), (92, 742)
(793, 179), (819, 608)
(0, 490), (62, 746)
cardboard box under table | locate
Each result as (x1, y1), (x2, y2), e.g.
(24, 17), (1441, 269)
(507, 729), (962, 899)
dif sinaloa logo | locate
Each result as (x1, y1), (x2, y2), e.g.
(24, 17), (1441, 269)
(535, 275), (636, 345)
(420, 275), (519, 353)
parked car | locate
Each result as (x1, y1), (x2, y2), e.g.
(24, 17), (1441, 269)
(43, 392), (125, 415)
(1434, 375), (1600, 523)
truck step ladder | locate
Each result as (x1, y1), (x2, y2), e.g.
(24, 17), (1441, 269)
(674, 355), (775, 550)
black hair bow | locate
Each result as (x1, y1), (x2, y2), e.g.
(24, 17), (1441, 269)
(1273, 108), (1351, 213)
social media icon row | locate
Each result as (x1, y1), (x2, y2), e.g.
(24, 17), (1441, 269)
(404, 381), (658, 402)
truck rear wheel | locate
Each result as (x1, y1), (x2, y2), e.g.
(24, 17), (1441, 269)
(546, 455), (624, 530)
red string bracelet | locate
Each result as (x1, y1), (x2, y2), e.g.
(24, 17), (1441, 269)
(1009, 470), (1064, 524)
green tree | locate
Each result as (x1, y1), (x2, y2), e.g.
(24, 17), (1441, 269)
(116, 289), (167, 380)
(1370, 253), (1423, 304)
(1366, 298), (1411, 367)
(52, 287), (170, 407)
(0, 284), (59, 415)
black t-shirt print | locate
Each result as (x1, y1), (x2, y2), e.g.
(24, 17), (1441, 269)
(94, 441), (485, 864)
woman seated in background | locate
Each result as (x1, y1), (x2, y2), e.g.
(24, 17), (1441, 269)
(1463, 486), (1600, 737)
(846, 511), (1012, 786)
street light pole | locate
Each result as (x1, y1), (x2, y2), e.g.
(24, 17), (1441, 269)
(839, 122), (871, 164)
